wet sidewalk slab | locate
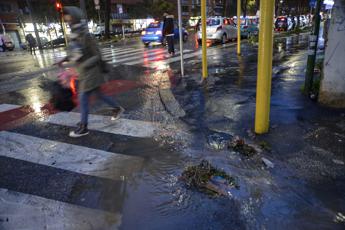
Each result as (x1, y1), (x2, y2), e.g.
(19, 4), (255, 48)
(159, 35), (345, 228)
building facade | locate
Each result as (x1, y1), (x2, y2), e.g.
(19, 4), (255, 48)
(180, 0), (225, 18)
(0, 0), (23, 48)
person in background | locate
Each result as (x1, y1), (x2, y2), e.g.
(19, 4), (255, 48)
(60, 6), (124, 138)
(25, 34), (36, 55)
(0, 35), (3, 52)
(162, 12), (175, 56)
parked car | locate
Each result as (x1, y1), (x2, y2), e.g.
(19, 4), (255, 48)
(275, 16), (289, 31)
(234, 16), (259, 38)
(0, 34), (15, 51)
(197, 17), (237, 44)
(39, 37), (51, 48)
(141, 21), (188, 47)
(51, 36), (65, 47)
(299, 15), (308, 27)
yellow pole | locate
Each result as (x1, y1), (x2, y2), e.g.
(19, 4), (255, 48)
(255, 0), (275, 134)
(237, 0), (241, 55)
(201, 0), (208, 79)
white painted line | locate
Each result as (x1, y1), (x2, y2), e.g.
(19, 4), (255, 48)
(0, 104), (22, 113)
(0, 188), (122, 230)
(103, 49), (167, 64)
(101, 47), (135, 52)
(45, 112), (159, 138)
(101, 48), (162, 58)
(0, 131), (143, 180)
(125, 49), (194, 66)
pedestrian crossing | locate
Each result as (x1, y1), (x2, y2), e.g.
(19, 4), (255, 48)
(0, 103), (165, 229)
(30, 41), (237, 70)
(31, 46), (196, 69)
(0, 188), (122, 230)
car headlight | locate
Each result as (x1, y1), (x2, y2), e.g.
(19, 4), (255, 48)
(141, 31), (146, 35)
(155, 31), (162, 35)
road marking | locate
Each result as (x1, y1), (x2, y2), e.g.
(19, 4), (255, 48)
(45, 112), (159, 138)
(103, 49), (167, 63)
(0, 131), (143, 180)
(0, 188), (122, 229)
(0, 104), (22, 113)
(101, 47), (165, 58)
(125, 49), (195, 66)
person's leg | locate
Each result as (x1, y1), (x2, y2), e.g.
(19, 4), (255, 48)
(170, 36), (175, 54)
(69, 91), (90, 137)
(167, 36), (172, 53)
(168, 36), (174, 54)
(94, 88), (124, 120)
(94, 88), (120, 108)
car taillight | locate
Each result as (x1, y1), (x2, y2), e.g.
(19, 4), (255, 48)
(155, 31), (162, 35)
(216, 26), (222, 31)
(141, 31), (146, 35)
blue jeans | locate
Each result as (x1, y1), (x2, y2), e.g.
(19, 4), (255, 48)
(79, 88), (119, 125)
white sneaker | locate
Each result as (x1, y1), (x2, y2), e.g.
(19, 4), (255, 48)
(111, 106), (125, 121)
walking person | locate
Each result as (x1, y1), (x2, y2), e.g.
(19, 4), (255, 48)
(25, 34), (36, 55)
(162, 12), (175, 56)
(0, 35), (4, 52)
(60, 6), (124, 138)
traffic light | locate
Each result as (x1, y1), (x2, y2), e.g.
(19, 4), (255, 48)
(55, 2), (62, 13)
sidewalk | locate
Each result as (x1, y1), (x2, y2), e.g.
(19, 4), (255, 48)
(159, 35), (345, 228)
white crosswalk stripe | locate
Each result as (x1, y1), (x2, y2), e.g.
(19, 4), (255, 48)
(0, 104), (21, 113)
(45, 111), (159, 138)
(0, 188), (122, 230)
(99, 46), (196, 66)
(0, 103), (162, 227)
(0, 131), (144, 180)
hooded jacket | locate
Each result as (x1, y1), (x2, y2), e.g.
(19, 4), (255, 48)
(163, 15), (174, 36)
(64, 6), (104, 93)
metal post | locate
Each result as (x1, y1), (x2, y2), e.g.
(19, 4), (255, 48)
(80, 0), (88, 19)
(98, 9), (101, 26)
(45, 16), (52, 48)
(60, 11), (68, 46)
(255, 0), (275, 134)
(26, 0), (42, 50)
(0, 19), (5, 34)
(201, 0), (208, 79)
(304, 0), (322, 94)
(122, 24), (125, 39)
(237, 0), (241, 55)
(177, 0), (184, 76)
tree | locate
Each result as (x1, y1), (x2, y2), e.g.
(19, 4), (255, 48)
(150, 0), (176, 18)
(241, 0), (257, 17)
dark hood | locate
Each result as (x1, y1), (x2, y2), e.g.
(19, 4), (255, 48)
(63, 6), (84, 25)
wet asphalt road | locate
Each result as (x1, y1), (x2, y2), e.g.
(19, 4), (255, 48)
(1, 31), (345, 230)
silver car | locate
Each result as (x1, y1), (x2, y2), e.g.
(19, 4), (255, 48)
(197, 17), (237, 44)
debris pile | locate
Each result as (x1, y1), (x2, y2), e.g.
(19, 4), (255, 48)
(229, 137), (258, 157)
(181, 160), (237, 196)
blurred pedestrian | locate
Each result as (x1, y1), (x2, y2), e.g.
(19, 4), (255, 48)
(25, 34), (36, 55)
(60, 6), (124, 138)
(195, 19), (200, 32)
(0, 35), (4, 52)
(162, 12), (175, 56)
